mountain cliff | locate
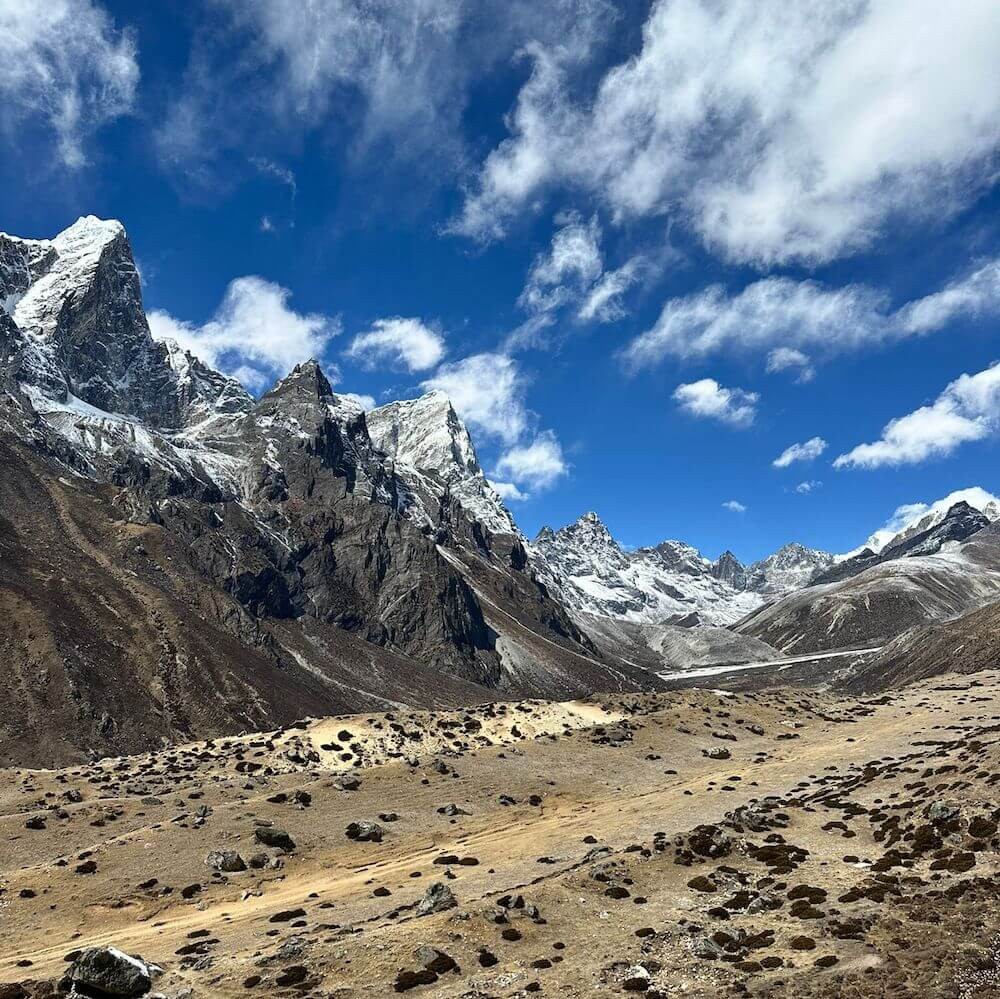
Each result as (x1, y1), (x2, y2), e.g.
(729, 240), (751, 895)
(0, 217), (647, 765)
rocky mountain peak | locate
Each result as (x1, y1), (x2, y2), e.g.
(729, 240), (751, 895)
(882, 500), (989, 559)
(745, 542), (834, 595)
(368, 390), (475, 477)
(712, 550), (747, 589)
(366, 390), (520, 538)
(266, 358), (335, 402)
(862, 487), (1000, 554)
(642, 539), (711, 577)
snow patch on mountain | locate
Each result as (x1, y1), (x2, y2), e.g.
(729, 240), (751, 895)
(857, 487), (1000, 555)
(367, 391), (520, 538)
(530, 513), (836, 628)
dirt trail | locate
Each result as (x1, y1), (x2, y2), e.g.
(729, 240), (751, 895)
(4, 675), (999, 997)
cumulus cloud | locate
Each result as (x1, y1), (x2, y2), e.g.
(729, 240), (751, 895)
(623, 259), (1000, 372)
(454, 0), (1000, 266)
(347, 317), (446, 372)
(722, 500), (746, 514)
(673, 379), (758, 428)
(773, 437), (827, 469)
(834, 362), (1000, 469)
(796, 480), (822, 494)
(148, 276), (340, 391)
(495, 431), (568, 492)
(421, 353), (528, 444)
(0, 0), (139, 168)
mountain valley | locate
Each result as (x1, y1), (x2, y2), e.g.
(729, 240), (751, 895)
(4, 219), (1000, 999)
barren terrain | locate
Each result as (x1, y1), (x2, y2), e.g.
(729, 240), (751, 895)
(4, 671), (1000, 997)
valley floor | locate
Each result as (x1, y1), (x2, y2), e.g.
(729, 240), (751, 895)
(2, 674), (1000, 997)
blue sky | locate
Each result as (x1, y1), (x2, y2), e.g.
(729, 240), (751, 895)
(2, 0), (1000, 561)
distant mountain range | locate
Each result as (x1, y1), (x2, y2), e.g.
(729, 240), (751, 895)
(3, 215), (1000, 764)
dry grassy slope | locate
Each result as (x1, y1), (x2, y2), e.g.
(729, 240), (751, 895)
(2, 674), (1000, 997)
(736, 530), (1000, 655)
(0, 439), (498, 768)
(844, 592), (1000, 692)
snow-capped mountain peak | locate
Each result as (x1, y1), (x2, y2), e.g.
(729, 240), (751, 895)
(367, 390), (520, 538)
(861, 487), (1000, 555)
(745, 542), (834, 595)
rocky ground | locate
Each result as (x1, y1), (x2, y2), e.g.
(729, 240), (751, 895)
(3, 674), (1000, 998)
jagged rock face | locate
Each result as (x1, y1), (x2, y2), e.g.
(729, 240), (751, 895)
(161, 338), (253, 437)
(0, 216), (612, 701)
(9, 218), (187, 427)
(367, 391), (520, 540)
(711, 550), (746, 589)
(530, 513), (766, 627)
(744, 543), (834, 595)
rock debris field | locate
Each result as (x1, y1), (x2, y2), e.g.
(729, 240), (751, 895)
(3, 676), (1000, 997)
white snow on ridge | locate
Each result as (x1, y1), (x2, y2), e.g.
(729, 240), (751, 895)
(859, 487), (1000, 555)
(367, 391), (521, 538)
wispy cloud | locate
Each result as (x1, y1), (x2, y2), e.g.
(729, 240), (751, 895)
(453, 0), (1000, 266)
(0, 0), (139, 168)
(722, 500), (746, 514)
(623, 259), (1000, 373)
(773, 437), (827, 469)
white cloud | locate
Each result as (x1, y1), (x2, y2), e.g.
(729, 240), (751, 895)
(420, 353), (528, 444)
(766, 347), (814, 383)
(624, 278), (891, 370)
(835, 362), (1000, 469)
(795, 480), (821, 494)
(148, 276), (340, 391)
(515, 215), (643, 333)
(623, 259), (1000, 372)
(519, 215), (603, 315)
(158, 0), (615, 186)
(577, 258), (643, 323)
(495, 431), (568, 491)
(722, 500), (746, 514)
(347, 317), (446, 372)
(454, 0), (1000, 266)
(673, 378), (758, 428)
(773, 436), (827, 469)
(489, 479), (528, 502)
(0, 0), (139, 168)
(895, 258), (1000, 334)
